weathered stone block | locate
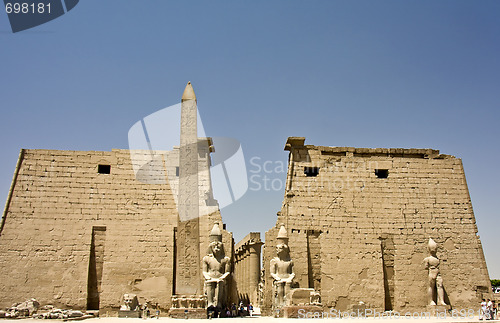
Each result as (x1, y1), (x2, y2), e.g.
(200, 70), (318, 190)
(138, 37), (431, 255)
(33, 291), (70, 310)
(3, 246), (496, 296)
(117, 310), (141, 318)
(168, 308), (206, 319)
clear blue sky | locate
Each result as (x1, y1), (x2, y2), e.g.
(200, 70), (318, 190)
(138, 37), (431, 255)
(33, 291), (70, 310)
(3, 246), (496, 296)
(1, 1), (499, 277)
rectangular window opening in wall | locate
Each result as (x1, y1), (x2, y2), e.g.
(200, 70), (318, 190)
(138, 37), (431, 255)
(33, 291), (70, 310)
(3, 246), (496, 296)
(176, 166), (180, 177)
(304, 167), (320, 177)
(375, 169), (389, 178)
(98, 165), (111, 174)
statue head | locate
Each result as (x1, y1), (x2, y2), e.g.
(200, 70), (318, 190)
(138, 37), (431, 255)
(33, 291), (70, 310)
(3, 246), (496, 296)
(276, 242), (290, 259)
(428, 238), (438, 255)
(209, 240), (224, 256)
(208, 223), (224, 257)
(122, 294), (139, 311)
(276, 224), (290, 259)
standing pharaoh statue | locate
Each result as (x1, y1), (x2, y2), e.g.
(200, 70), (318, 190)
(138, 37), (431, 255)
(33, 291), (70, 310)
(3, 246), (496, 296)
(203, 223), (230, 308)
(270, 224), (295, 308)
(423, 238), (447, 306)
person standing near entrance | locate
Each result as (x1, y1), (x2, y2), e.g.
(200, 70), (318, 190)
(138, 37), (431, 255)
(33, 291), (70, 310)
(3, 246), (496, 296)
(487, 299), (493, 320)
(480, 299), (487, 320)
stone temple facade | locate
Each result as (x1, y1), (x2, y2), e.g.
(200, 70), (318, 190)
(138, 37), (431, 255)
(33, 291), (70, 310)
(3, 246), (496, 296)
(0, 149), (233, 313)
(0, 84), (493, 316)
(263, 137), (491, 314)
(0, 83), (235, 314)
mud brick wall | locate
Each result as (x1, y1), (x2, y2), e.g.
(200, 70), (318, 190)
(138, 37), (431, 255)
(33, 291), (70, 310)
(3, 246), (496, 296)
(263, 138), (491, 314)
(0, 148), (228, 312)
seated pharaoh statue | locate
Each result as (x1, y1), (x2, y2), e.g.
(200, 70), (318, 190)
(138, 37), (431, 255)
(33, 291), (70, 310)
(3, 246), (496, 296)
(423, 238), (447, 306)
(203, 223), (230, 309)
(270, 224), (295, 308)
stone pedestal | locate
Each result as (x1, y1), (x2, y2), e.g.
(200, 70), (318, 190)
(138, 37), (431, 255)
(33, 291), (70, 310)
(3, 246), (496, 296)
(168, 308), (206, 319)
(169, 294), (206, 319)
(282, 305), (323, 318)
(117, 310), (141, 318)
(426, 305), (451, 317)
(289, 288), (315, 305)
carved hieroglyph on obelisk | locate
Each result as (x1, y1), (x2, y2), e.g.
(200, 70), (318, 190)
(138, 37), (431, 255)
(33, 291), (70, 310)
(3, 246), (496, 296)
(175, 81), (202, 295)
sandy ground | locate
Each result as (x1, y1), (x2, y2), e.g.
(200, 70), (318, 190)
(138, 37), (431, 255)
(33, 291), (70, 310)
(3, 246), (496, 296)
(0, 316), (496, 323)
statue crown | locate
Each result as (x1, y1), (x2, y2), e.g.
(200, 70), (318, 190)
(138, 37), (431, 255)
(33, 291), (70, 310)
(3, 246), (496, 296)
(210, 222), (222, 242)
(277, 224), (288, 242)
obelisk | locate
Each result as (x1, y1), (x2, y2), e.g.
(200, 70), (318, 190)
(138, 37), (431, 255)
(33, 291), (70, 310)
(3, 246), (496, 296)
(175, 81), (202, 295)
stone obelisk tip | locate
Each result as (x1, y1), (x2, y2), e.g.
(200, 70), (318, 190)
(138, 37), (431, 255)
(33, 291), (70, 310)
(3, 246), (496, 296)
(181, 81), (197, 102)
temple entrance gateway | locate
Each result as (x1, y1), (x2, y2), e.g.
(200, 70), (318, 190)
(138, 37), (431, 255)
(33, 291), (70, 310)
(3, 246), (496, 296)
(0, 86), (492, 316)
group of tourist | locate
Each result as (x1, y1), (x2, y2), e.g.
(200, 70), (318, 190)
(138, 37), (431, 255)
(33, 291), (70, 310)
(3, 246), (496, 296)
(207, 302), (254, 318)
(480, 299), (497, 320)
